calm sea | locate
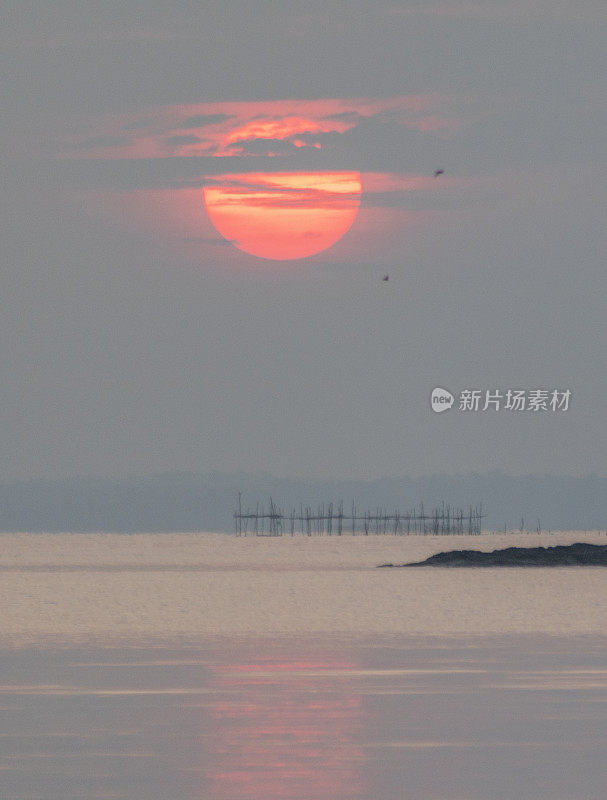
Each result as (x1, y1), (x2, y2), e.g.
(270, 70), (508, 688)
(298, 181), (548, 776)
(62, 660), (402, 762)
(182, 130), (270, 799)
(1, 532), (606, 799)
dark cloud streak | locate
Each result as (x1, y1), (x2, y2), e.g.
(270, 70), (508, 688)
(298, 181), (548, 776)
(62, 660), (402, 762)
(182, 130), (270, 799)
(176, 113), (233, 128)
(164, 134), (203, 148)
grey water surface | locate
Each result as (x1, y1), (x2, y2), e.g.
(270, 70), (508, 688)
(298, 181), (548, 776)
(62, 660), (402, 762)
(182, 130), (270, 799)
(2, 634), (607, 800)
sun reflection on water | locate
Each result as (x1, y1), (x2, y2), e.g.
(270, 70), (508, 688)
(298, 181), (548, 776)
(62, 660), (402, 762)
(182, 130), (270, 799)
(205, 658), (366, 800)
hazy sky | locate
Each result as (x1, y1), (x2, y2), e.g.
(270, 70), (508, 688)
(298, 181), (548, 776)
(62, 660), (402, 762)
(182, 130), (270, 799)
(3, 0), (606, 483)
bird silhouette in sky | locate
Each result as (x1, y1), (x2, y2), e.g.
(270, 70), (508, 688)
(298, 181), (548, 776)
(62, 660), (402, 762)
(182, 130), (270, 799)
(434, 168), (445, 178)
(382, 275), (389, 281)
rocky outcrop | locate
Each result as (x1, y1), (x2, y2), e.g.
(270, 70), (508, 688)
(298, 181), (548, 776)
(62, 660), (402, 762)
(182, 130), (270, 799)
(379, 542), (607, 567)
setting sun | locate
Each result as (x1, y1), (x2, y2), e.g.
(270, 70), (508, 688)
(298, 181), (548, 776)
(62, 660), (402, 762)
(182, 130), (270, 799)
(203, 171), (362, 260)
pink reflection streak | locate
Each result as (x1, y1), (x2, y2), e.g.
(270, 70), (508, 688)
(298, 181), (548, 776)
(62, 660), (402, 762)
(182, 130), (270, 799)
(205, 658), (366, 800)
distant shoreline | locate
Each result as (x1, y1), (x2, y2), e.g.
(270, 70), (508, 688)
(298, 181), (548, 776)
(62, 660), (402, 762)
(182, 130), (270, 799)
(379, 542), (607, 568)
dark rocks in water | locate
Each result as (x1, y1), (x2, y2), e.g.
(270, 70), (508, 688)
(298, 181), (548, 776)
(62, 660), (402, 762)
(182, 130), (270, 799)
(379, 542), (607, 568)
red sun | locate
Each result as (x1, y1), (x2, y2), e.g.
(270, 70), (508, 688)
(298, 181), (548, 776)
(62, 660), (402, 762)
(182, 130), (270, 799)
(203, 171), (362, 260)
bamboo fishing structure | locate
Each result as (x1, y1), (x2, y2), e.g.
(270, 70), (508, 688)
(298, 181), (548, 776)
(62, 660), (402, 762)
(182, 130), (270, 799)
(234, 495), (485, 536)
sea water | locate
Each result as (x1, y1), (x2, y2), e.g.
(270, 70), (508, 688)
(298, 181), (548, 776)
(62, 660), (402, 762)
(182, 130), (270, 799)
(1, 532), (606, 799)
